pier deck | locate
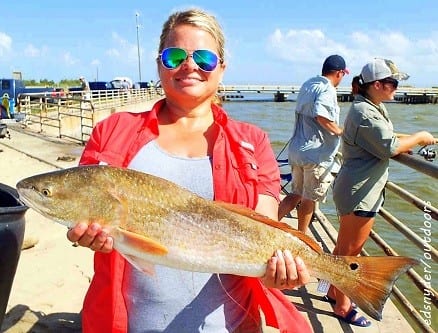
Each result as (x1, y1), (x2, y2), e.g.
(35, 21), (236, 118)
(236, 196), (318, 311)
(265, 212), (416, 332)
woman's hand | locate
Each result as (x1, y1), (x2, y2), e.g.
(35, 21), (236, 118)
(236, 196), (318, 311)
(66, 222), (114, 253)
(261, 250), (310, 289)
(396, 131), (437, 154)
(416, 131), (437, 146)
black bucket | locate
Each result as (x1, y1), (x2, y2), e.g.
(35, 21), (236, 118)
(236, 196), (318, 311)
(0, 183), (27, 328)
(0, 123), (10, 139)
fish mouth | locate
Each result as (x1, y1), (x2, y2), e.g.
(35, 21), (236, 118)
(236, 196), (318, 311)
(17, 193), (35, 209)
(16, 187), (51, 217)
(16, 181), (33, 204)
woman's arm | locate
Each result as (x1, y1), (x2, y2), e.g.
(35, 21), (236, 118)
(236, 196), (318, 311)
(393, 131), (436, 155)
(255, 194), (278, 220)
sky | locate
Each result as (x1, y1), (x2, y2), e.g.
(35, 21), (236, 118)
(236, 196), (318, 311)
(1, 1), (438, 87)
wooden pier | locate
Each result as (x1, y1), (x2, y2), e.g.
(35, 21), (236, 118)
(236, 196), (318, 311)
(219, 85), (438, 104)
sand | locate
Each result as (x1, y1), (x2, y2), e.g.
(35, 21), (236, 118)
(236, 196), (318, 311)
(0, 128), (93, 333)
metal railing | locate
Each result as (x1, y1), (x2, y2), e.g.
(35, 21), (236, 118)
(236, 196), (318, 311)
(219, 85), (438, 103)
(308, 153), (437, 333)
(15, 87), (163, 144)
(218, 84), (438, 96)
(276, 139), (437, 332)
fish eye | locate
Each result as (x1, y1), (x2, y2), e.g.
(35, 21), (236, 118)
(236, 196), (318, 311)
(41, 188), (51, 196)
(349, 262), (359, 270)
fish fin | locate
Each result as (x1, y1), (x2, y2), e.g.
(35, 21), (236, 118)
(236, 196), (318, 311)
(123, 254), (157, 276)
(116, 227), (168, 255)
(336, 255), (418, 321)
(215, 201), (322, 254)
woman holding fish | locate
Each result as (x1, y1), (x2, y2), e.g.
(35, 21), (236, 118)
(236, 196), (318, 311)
(66, 8), (312, 333)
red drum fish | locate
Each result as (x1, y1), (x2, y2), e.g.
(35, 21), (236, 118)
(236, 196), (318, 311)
(16, 165), (418, 320)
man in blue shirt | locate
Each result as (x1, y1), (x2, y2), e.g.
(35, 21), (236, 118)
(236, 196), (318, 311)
(278, 55), (348, 233)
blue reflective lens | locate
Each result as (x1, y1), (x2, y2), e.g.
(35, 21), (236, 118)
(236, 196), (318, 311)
(192, 50), (219, 72)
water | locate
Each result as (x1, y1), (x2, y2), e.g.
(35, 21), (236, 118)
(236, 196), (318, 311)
(224, 99), (437, 329)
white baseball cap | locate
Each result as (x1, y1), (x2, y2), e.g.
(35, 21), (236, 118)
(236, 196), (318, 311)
(360, 58), (409, 83)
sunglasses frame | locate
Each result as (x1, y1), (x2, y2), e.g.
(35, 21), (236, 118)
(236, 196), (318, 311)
(159, 47), (221, 72)
(379, 78), (399, 89)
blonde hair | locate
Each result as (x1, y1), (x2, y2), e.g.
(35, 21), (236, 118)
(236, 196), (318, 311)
(158, 8), (225, 61)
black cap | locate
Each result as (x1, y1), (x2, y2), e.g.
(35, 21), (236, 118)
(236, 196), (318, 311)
(322, 55), (349, 74)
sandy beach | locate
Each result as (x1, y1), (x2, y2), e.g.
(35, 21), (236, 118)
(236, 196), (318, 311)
(0, 125), (93, 333)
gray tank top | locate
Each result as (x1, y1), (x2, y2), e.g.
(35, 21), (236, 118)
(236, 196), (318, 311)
(123, 140), (248, 332)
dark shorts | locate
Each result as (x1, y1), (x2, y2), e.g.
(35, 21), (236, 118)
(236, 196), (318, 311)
(353, 210), (377, 218)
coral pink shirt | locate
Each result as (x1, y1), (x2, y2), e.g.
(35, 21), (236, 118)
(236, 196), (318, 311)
(79, 99), (311, 333)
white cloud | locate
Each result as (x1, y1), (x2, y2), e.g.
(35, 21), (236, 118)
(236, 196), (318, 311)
(350, 32), (371, 46)
(107, 48), (120, 57)
(0, 32), (12, 55)
(266, 28), (438, 86)
(106, 32), (138, 63)
(24, 44), (48, 57)
(267, 29), (347, 64)
(111, 32), (129, 48)
(63, 52), (78, 66)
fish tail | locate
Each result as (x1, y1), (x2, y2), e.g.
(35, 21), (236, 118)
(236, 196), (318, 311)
(337, 255), (418, 321)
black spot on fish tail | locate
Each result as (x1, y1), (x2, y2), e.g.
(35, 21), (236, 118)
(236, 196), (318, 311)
(334, 255), (418, 321)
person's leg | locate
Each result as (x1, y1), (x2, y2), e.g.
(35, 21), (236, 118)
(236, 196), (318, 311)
(296, 198), (315, 233)
(298, 164), (323, 234)
(278, 165), (303, 220)
(330, 212), (375, 323)
(298, 164), (335, 233)
(278, 193), (301, 220)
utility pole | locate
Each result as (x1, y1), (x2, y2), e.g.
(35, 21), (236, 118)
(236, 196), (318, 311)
(135, 12), (142, 82)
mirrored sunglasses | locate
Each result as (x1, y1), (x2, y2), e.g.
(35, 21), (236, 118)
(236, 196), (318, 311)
(379, 78), (399, 89)
(159, 47), (220, 72)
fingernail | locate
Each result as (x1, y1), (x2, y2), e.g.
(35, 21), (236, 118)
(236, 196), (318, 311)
(295, 256), (303, 267)
(284, 250), (292, 259)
